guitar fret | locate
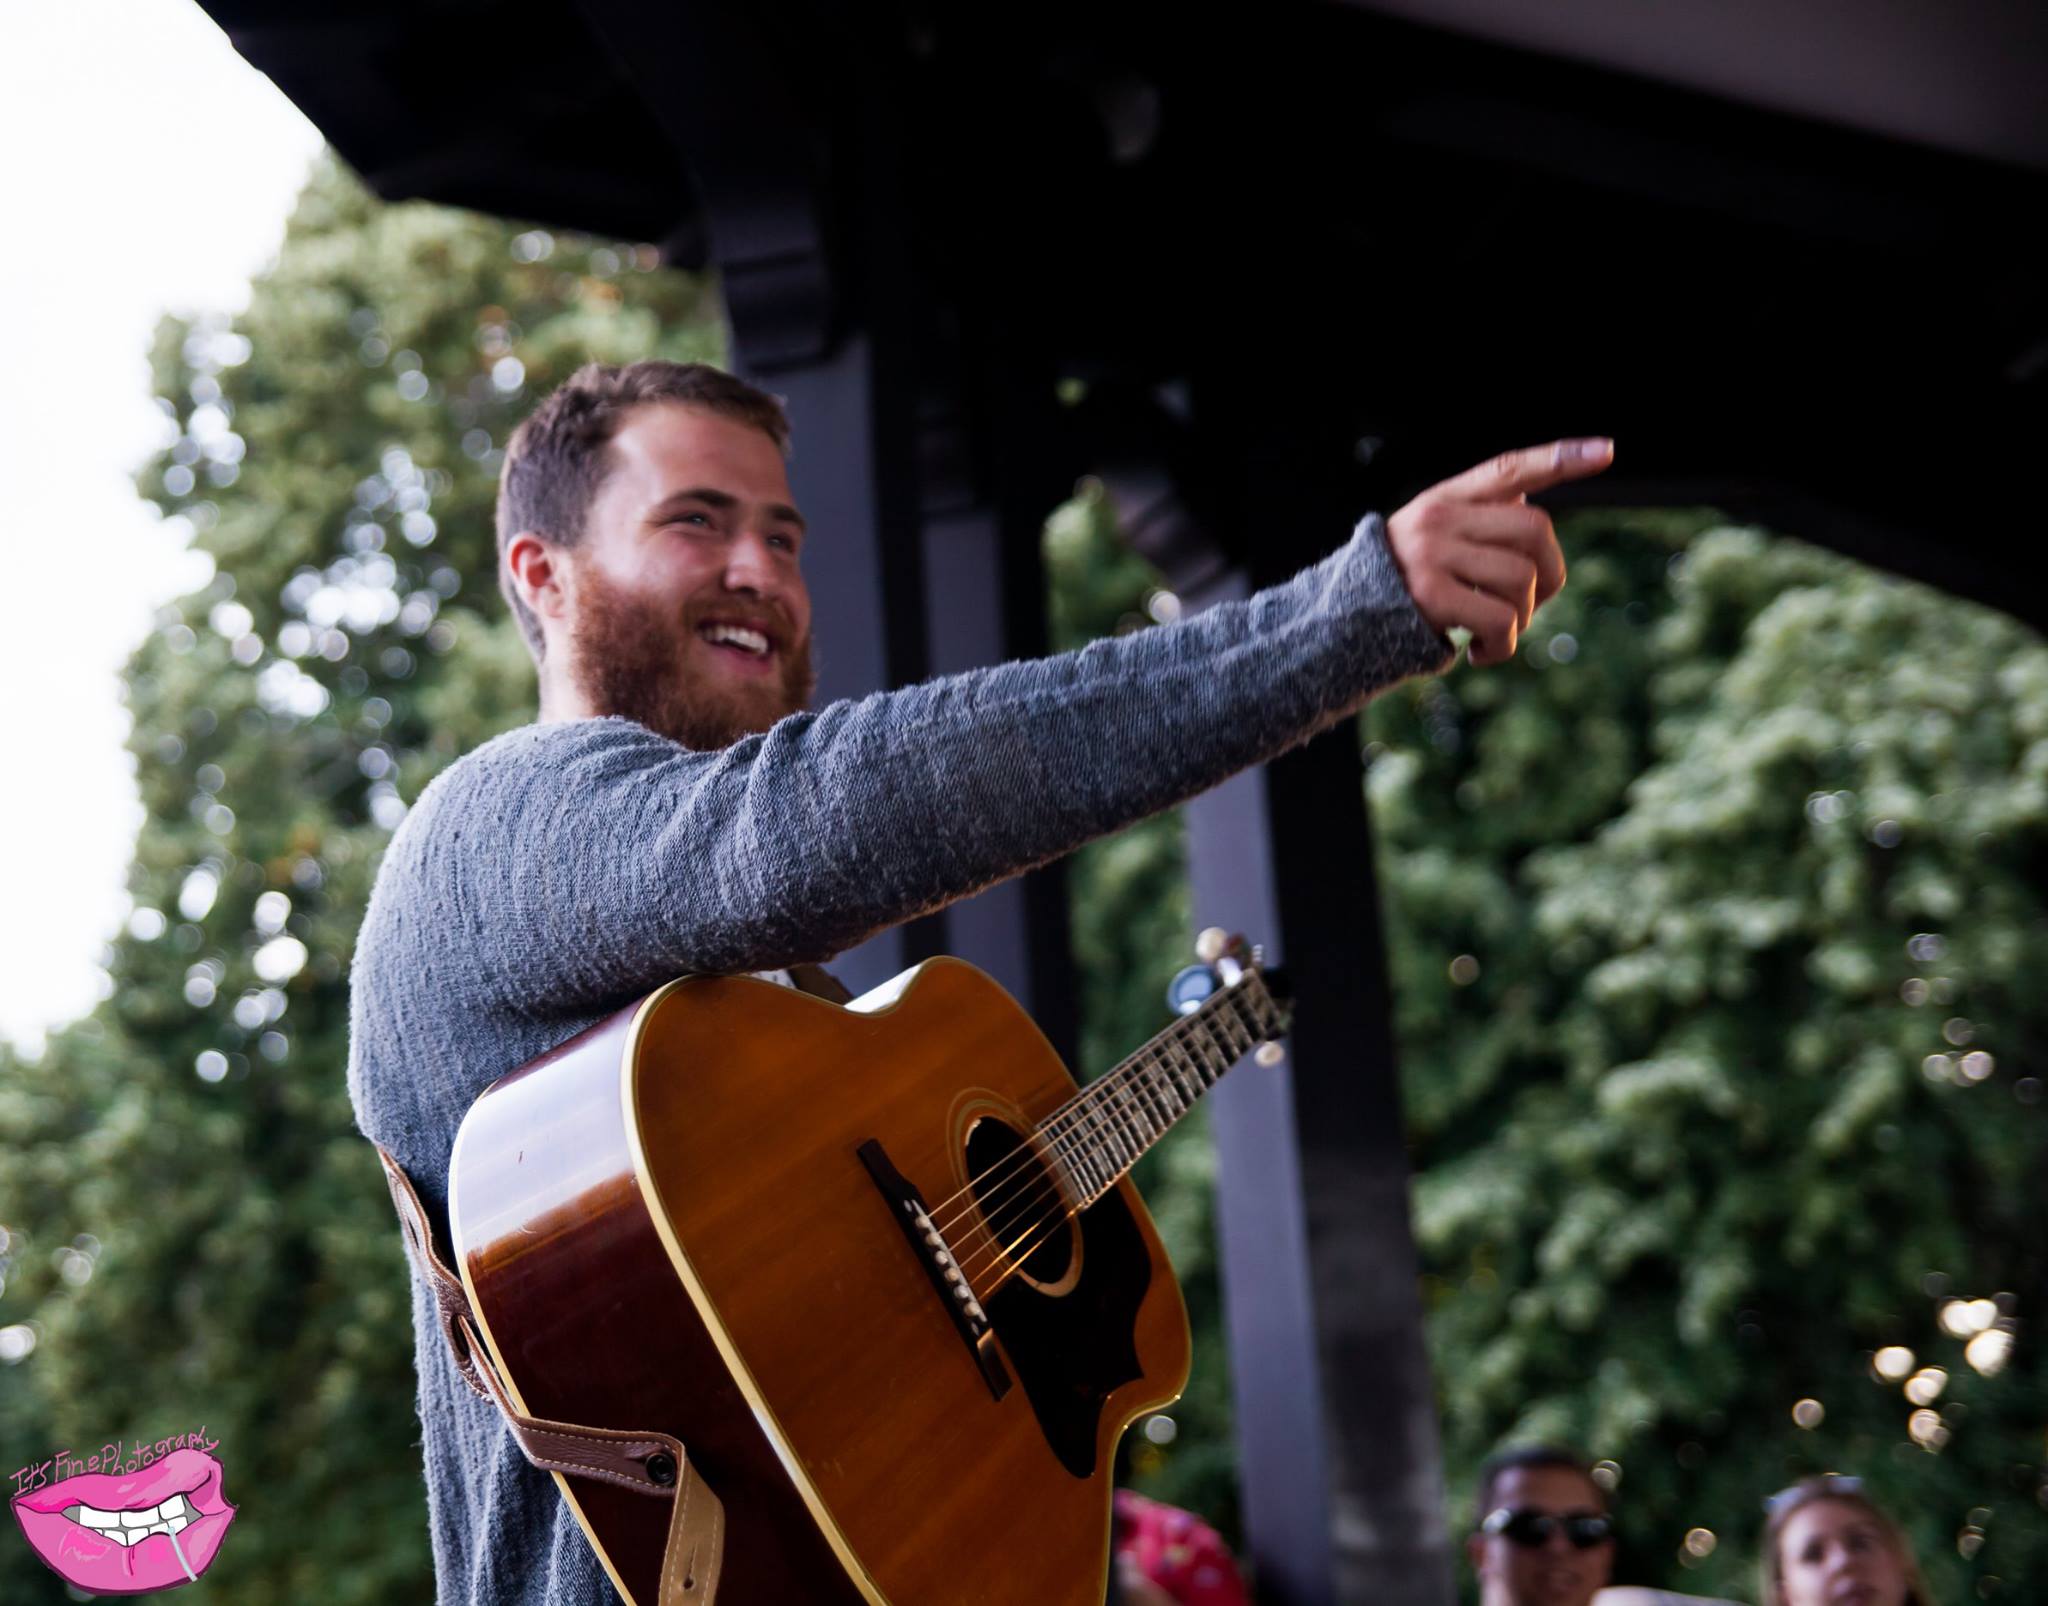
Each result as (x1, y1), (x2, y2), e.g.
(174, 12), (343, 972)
(1220, 995), (1253, 1057)
(1083, 1130), (1106, 1199)
(1059, 1127), (1100, 1201)
(1162, 1029), (1201, 1094)
(1126, 1074), (1163, 1146)
(1097, 1089), (1130, 1179)
(1075, 1102), (1113, 1194)
(1217, 995), (1256, 1054)
(1135, 1055), (1179, 1128)
(1039, 971), (1287, 1206)
(1101, 1088), (1138, 1173)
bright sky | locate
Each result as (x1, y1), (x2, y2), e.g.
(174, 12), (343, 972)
(0, 1), (324, 1054)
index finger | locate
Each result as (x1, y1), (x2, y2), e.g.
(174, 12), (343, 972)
(1436, 437), (1614, 503)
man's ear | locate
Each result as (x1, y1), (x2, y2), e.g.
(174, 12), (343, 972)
(1465, 1531), (1487, 1581)
(505, 532), (570, 627)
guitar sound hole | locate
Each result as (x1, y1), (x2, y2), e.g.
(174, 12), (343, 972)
(963, 1117), (1078, 1294)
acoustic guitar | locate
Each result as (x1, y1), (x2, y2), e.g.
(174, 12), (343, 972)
(448, 935), (1290, 1604)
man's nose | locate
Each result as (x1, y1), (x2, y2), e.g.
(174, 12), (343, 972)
(721, 529), (780, 594)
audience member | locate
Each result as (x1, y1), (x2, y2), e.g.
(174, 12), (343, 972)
(1469, 1446), (1618, 1606)
(1112, 1488), (1252, 1606)
(1760, 1476), (1932, 1606)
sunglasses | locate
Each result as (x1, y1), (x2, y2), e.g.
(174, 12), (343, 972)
(1479, 1507), (1615, 1549)
(1765, 1474), (1863, 1515)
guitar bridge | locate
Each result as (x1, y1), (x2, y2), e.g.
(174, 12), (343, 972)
(857, 1139), (1012, 1401)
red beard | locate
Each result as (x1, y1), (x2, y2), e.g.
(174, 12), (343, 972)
(566, 567), (816, 750)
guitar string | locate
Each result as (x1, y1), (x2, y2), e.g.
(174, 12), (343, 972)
(964, 999), (1253, 1247)
(913, 984), (1253, 1250)
(944, 1045), (1189, 1286)
(951, 995), (1270, 1291)
(946, 993), (1272, 1292)
(926, 981), (1271, 1258)
(933, 984), (1270, 1269)
(921, 976), (1272, 1245)
(956, 998), (1272, 1301)
(934, 1044), (1185, 1285)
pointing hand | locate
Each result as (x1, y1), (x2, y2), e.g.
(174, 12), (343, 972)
(1385, 438), (1613, 667)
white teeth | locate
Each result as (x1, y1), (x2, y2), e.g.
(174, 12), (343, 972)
(62, 1496), (196, 1545)
(700, 623), (770, 655)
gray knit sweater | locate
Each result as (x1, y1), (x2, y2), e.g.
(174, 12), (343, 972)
(345, 512), (1451, 1604)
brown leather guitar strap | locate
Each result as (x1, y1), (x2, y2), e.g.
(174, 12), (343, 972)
(370, 964), (851, 1604)
(374, 1142), (725, 1605)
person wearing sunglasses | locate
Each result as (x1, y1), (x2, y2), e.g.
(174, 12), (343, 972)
(1760, 1476), (1933, 1606)
(1468, 1447), (1618, 1606)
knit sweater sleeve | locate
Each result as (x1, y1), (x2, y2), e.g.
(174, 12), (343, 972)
(383, 512), (1451, 1015)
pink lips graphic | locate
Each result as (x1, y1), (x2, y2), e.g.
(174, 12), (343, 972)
(10, 1446), (235, 1594)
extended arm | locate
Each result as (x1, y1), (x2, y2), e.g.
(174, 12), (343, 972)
(394, 513), (1442, 1015)
(388, 435), (1610, 1014)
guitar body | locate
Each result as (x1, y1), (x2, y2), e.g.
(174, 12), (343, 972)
(449, 958), (1192, 1605)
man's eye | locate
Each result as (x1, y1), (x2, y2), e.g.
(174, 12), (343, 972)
(769, 533), (797, 552)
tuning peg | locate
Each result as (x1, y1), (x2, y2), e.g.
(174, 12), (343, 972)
(1255, 1042), (1286, 1067)
(1195, 927), (1228, 964)
(1166, 964), (1217, 1015)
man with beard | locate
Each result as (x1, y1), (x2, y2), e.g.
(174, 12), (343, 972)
(348, 359), (1610, 1604)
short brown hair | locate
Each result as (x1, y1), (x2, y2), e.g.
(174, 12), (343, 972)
(494, 360), (793, 660)
(1760, 1478), (1932, 1606)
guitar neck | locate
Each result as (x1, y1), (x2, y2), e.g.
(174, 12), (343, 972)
(1037, 967), (1290, 1207)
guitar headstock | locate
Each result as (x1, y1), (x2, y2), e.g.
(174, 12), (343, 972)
(1167, 928), (1292, 1065)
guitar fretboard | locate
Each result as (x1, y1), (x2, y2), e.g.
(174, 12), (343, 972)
(1037, 968), (1289, 1207)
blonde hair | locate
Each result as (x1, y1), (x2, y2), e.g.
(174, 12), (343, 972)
(1760, 1478), (1933, 1606)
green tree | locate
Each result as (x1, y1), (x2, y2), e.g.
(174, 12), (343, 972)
(0, 153), (721, 1602)
(1368, 518), (2048, 1599)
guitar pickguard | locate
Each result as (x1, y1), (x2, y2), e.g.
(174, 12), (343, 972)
(984, 1188), (1152, 1479)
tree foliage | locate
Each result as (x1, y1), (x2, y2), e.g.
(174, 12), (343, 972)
(1367, 519), (2048, 1599)
(0, 154), (720, 1602)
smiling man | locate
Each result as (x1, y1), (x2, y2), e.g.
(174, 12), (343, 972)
(496, 375), (817, 746)
(347, 358), (1609, 1604)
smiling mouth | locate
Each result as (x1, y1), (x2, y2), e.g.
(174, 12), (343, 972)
(697, 621), (774, 657)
